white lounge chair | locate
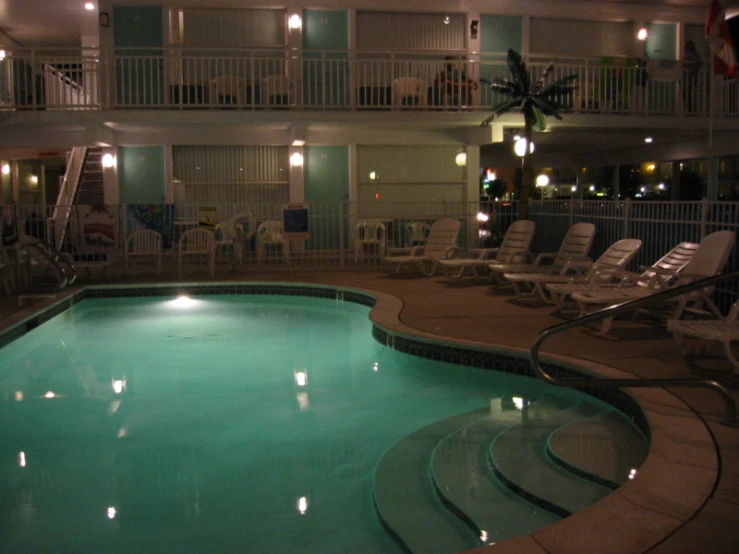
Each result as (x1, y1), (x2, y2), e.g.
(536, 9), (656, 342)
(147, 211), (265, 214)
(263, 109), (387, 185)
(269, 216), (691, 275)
(178, 228), (215, 277)
(571, 230), (736, 332)
(354, 218), (387, 262)
(546, 241), (700, 309)
(489, 222), (596, 287)
(257, 220), (290, 263)
(124, 229), (163, 276)
(437, 219), (536, 280)
(504, 238), (643, 302)
(667, 300), (739, 374)
(383, 218), (461, 276)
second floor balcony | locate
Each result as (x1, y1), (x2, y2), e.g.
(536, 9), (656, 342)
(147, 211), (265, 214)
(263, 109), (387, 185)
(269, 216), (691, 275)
(2, 47), (737, 118)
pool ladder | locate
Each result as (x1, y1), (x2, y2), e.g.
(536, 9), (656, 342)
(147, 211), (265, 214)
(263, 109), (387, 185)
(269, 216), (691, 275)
(14, 240), (77, 307)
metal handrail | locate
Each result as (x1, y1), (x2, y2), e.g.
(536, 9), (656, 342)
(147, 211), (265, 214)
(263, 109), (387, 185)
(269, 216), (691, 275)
(14, 240), (77, 293)
(529, 270), (739, 425)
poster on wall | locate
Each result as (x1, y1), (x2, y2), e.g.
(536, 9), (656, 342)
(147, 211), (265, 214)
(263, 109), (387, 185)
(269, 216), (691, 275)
(198, 206), (216, 230)
(76, 205), (120, 253)
(283, 203), (309, 240)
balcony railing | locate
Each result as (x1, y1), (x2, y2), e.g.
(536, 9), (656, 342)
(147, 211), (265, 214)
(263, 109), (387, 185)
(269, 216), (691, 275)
(2, 47), (738, 117)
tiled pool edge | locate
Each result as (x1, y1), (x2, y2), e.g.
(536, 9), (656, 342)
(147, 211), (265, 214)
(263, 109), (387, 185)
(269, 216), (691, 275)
(0, 282), (718, 554)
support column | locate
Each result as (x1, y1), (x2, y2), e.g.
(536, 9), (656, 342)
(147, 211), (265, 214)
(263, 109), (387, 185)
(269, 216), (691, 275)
(671, 161), (681, 200)
(289, 145), (305, 203)
(612, 165), (620, 199)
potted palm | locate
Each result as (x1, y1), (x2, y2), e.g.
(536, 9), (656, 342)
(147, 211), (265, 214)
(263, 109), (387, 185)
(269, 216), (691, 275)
(481, 49), (578, 219)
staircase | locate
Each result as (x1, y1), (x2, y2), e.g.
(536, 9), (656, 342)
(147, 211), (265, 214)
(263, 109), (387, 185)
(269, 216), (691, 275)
(373, 394), (649, 552)
(51, 147), (106, 251)
(76, 148), (105, 206)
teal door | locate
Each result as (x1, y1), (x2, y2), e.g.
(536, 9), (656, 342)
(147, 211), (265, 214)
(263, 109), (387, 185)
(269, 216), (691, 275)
(113, 6), (164, 106)
(303, 10), (349, 107)
(118, 146), (166, 204)
(304, 146), (349, 250)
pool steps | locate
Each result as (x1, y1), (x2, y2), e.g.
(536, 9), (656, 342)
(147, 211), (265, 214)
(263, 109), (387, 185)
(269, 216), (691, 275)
(374, 395), (649, 553)
(546, 411), (650, 489)
(373, 410), (484, 554)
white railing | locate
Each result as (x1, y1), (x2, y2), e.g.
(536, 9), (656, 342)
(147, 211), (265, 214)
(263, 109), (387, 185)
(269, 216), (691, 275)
(2, 47), (737, 118)
(51, 147), (87, 250)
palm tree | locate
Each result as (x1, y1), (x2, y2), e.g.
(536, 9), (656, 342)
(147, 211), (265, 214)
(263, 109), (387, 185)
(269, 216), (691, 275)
(481, 49), (578, 219)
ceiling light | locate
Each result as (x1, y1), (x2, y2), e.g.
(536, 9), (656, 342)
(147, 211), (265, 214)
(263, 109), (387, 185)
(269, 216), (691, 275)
(637, 28), (648, 41)
(644, 137), (653, 143)
(455, 152), (467, 167)
(535, 174), (549, 187)
(84, 2), (95, 11)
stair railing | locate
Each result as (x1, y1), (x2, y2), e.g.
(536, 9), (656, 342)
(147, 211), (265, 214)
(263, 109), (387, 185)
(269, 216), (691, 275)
(529, 270), (739, 426)
(51, 147), (87, 251)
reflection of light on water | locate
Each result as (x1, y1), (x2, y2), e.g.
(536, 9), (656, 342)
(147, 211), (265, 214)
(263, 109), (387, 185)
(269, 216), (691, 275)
(18, 452), (26, 468)
(629, 468), (638, 480)
(43, 391), (57, 399)
(112, 379), (126, 394)
(512, 397), (525, 410)
(294, 371), (308, 387)
(480, 530), (488, 542)
(297, 496), (309, 514)
(296, 392), (311, 411)
(14, 391), (23, 401)
(117, 427), (128, 438)
(372, 362), (379, 372)
(167, 295), (200, 309)
(107, 507), (117, 519)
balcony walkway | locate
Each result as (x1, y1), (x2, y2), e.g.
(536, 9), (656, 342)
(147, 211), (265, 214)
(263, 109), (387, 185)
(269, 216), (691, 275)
(0, 268), (736, 554)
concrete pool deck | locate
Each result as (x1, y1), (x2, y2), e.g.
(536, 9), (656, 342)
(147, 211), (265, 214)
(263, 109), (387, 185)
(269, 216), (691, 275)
(0, 269), (736, 553)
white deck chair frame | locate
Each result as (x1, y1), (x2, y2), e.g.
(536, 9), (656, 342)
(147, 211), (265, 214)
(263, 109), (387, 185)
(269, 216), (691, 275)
(504, 238), (642, 302)
(546, 241), (700, 309)
(667, 300), (739, 374)
(571, 230), (736, 333)
(489, 222), (596, 289)
(438, 220), (536, 280)
(383, 218), (461, 276)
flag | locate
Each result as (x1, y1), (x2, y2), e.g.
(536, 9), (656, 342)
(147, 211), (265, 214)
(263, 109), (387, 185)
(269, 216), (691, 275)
(705, 0), (737, 77)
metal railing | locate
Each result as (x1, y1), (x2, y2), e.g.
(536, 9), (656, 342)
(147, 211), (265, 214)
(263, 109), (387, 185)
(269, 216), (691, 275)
(529, 270), (739, 426)
(2, 47), (737, 117)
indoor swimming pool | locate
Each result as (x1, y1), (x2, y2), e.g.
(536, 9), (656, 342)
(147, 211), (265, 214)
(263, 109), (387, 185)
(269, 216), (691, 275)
(0, 288), (649, 553)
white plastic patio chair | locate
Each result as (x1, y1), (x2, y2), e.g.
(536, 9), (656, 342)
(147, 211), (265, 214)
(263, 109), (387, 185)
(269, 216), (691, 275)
(546, 241), (700, 309)
(504, 238), (642, 302)
(215, 212), (257, 266)
(488, 222), (596, 286)
(354, 218), (387, 262)
(392, 77), (427, 109)
(571, 230), (736, 332)
(667, 300), (739, 374)
(262, 75), (295, 107)
(438, 219), (536, 280)
(178, 228), (215, 277)
(383, 218), (461, 276)
(124, 229), (163, 276)
(257, 220), (290, 263)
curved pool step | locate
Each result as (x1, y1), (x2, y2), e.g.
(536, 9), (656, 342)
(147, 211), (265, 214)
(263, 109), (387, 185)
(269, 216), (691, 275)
(490, 401), (613, 517)
(373, 410), (486, 554)
(546, 409), (650, 488)
(430, 396), (571, 545)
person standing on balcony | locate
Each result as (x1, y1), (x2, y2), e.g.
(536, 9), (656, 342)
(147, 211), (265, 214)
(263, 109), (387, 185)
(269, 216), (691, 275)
(682, 40), (703, 112)
(434, 56), (478, 108)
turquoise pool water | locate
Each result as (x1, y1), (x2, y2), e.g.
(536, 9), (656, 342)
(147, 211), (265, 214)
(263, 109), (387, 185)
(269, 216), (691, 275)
(0, 294), (640, 553)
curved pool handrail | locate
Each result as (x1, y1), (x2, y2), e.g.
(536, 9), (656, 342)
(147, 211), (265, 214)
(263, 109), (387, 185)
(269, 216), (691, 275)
(529, 270), (739, 426)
